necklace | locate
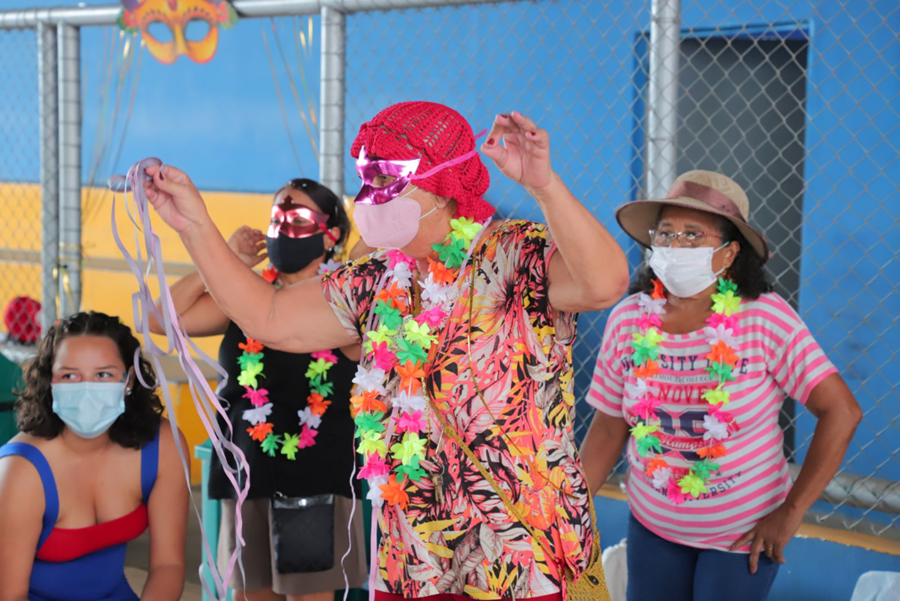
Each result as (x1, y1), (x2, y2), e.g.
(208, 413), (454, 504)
(352, 217), (485, 510)
(241, 261), (342, 459)
(631, 277), (743, 504)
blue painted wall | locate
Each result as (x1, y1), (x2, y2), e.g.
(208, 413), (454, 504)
(2, 0), (897, 525)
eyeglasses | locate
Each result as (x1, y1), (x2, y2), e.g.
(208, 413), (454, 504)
(649, 229), (723, 248)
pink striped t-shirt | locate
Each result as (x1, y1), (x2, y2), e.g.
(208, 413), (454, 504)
(587, 292), (837, 551)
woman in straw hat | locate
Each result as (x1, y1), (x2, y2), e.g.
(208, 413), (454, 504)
(581, 170), (861, 601)
(143, 102), (628, 600)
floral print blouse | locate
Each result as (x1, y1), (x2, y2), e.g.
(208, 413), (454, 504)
(322, 220), (593, 599)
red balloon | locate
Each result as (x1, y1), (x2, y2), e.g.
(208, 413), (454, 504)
(4, 296), (42, 344)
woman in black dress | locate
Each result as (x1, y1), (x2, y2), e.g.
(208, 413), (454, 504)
(150, 179), (366, 601)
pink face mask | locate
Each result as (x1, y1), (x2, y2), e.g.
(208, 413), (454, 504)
(353, 188), (438, 250)
(351, 130), (485, 250)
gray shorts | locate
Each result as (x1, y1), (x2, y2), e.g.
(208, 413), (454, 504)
(217, 496), (368, 595)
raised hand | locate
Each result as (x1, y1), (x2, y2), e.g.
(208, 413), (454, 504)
(480, 111), (553, 192)
(227, 226), (268, 268)
(143, 164), (210, 234)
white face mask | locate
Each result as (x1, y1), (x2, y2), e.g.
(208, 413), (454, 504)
(649, 244), (728, 298)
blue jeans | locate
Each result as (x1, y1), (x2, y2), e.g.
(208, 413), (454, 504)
(626, 513), (780, 601)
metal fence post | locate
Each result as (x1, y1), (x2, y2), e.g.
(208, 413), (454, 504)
(320, 4), (345, 199)
(38, 21), (58, 330)
(57, 22), (80, 316)
(647, 0), (681, 199)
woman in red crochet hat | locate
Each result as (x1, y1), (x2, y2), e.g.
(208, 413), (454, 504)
(144, 101), (628, 600)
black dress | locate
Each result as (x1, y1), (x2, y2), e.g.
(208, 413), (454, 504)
(208, 321), (360, 500)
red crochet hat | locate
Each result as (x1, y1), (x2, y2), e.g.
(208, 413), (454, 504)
(4, 296), (41, 344)
(350, 101), (494, 221)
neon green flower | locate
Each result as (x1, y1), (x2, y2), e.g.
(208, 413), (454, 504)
(631, 422), (661, 439)
(365, 324), (398, 355)
(309, 376), (334, 397)
(678, 473), (708, 498)
(281, 433), (300, 460)
(449, 217), (483, 244)
(305, 358), (332, 380)
(391, 432), (427, 466)
(404, 321), (437, 348)
(394, 462), (428, 482)
(396, 339), (428, 365)
(238, 362), (265, 388)
(717, 278), (738, 294)
(261, 433), (282, 457)
(354, 411), (386, 436)
(432, 238), (467, 269)
(374, 301), (403, 331)
(692, 460), (721, 481)
(711, 290), (742, 316)
(636, 435), (662, 457)
(702, 387), (731, 406)
(706, 361), (736, 382)
(237, 352), (263, 370)
(357, 432), (387, 457)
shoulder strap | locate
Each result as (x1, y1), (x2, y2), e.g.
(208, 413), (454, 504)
(0, 442), (59, 549)
(140, 427), (161, 504)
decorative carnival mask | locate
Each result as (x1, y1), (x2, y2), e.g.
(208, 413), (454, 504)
(267, 194), (336, 241)
(118, 0), (238, 65)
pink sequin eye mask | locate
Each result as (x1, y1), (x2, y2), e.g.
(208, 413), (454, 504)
(353, 130), (487, 206)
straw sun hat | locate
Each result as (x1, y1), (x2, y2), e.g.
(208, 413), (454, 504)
(615, 170), (770, 262)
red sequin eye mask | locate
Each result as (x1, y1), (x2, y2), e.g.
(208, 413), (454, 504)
(267, 195), (336, 241)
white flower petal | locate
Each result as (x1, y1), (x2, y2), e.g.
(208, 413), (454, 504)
(366, 475), (389, 507)
(393, 390), (427, 413)
(243, 402), (272, 425)
(353, 365), (387, 394)
(703, 415), (729, 441)
(389, 262), (413, 289)
(638, 293), (667, 315)
(651, 467), (673, 490)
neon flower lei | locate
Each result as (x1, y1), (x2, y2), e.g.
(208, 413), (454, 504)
(631, 277), (743, 504)
(351, 217), (484, 510)
(240, 262), (343, 459)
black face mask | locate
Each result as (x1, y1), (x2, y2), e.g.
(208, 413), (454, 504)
(266, 233), (325, 274)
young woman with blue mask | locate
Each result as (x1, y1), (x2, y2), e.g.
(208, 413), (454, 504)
(0, 311), (189, 601)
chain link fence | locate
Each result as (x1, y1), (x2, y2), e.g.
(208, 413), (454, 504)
(0, 0), (896, 543)
(0, 27), (43, 346)
(344, 0), (899, 539)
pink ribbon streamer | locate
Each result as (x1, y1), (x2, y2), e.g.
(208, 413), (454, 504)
(108, 158), (250, 599)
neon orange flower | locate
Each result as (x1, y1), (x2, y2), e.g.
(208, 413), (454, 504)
(307, 393), (332, 417)
(396, 361), (425, 395)
(651, 279), (665, 300)
(247, 422), (273, 442)
(633, 360), (660, 379)
(262, 266), (279, 283)
(356, 390), (386, 415)
(698, 445), (727, 459)
(646, 456), (669, 476)
(379, 475), (410, 509)
(428, 257), (456, 285)
(707, 341), (739, 368)
(239, 338), (264, 354)
(375, 282), (408, 313)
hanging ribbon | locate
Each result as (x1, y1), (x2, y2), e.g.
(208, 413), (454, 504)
(108, 157), (249, 599)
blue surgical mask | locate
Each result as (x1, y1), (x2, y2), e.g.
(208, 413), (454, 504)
(51, 382), (126, 439)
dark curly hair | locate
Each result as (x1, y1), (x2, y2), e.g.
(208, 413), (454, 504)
(279, 178), (351, 261)
(15, 311), (163, 449)
(628, 214), (773, 300)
